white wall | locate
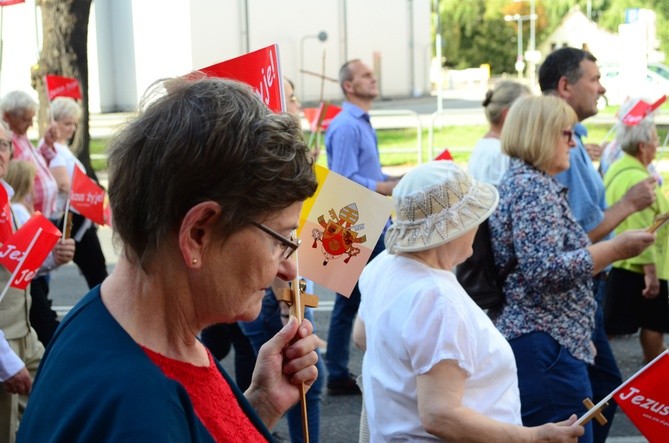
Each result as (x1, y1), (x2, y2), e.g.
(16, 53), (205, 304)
(0, 0), (40, 100)
(0, 0), (432, 112)
(539, 9), (620, 65)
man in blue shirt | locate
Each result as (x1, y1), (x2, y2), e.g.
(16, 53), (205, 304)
(324, 59), (400, 395)
(540, 47), (656, 443)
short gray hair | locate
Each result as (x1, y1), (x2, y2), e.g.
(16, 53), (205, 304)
(0, 90), (37, 116)
(49, 97), (81, 122)
(107, 77), (318, 268)
(617, 116), (656, 156)
(338, 59), (361, 97)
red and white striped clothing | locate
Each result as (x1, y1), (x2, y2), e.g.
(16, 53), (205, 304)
(11, 133), (58, 219)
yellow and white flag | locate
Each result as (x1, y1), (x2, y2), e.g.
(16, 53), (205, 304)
(298, 165), (394, 297)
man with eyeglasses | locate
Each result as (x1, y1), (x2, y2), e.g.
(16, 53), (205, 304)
(540, 47), (656, 443)
(323, 60), (401, 396)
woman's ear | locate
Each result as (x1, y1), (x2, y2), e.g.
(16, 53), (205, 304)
(178, 201), (221, 269)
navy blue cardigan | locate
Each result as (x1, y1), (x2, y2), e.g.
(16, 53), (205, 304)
(17, 286), (273, 442)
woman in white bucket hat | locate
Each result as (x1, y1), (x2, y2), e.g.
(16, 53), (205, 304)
(352, 160), (584, 442)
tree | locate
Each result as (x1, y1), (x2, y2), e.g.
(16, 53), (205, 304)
(30, 0), (96, 179)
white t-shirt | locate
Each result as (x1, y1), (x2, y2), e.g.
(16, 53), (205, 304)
(467, 137), (508, 186)
(358, 252), (521, 441)
(50, 143), (91, 235)
(49, 142), (85, 182)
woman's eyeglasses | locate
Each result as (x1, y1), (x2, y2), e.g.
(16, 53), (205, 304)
(0, 140), (13, 154)
(250, 221), (300, 260)
(562, 130), (574, 143)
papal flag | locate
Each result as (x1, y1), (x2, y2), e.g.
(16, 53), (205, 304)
(297, 165), (394, 297)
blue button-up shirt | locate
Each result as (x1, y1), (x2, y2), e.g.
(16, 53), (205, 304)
(554, 122), (610, 238)
(325, 102), (387, 191)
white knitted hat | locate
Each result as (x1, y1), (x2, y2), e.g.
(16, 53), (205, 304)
(385, 161), (499, 253)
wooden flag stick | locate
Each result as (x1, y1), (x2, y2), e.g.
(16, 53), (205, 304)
(307, 102), (329, 149)
(577, 349), (669, 426)
(319, 51), (327, 103)
(291, 250), (309, 443)
(600, 123), (618, 147)
(299, 69), (337, 83)
(275, 230), (319, 443)
(61, 199), (72, 241)
(646, 212), (669, 233)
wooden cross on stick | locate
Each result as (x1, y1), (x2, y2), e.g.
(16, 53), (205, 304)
(276, 280), (319, 322)
(580, 397), (609, 426)
(302, 50), (336, 150)
(274, 243), (318, 443)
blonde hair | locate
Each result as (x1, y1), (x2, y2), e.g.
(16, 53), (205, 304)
(48, 97), (82, 122)
(6, 160), (36, 204)
(502, 96), (577, 170)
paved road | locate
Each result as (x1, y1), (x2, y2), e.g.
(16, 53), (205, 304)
(47, 224), (651, 442)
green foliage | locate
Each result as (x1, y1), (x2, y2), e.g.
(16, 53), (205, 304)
(435, 0), (668, 74)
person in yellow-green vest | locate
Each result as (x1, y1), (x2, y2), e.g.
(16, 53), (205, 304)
(604, 114), (669, 364)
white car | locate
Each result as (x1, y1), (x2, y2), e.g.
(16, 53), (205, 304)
(598, 64), (669, 106)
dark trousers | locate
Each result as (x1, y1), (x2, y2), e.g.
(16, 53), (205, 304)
(325, 236), (385, 382)
(589, 275), (622, 443)
(61, 213), (108, 289)
(29, 276), (59, 347)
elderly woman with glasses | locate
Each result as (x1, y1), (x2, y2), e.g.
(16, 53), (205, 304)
(18, 78), (320, 442)
(0, 122), (74, 443)
(352, 160), (585, 442)
(603, 115), (669, 364)
(489, 95), (655, 443)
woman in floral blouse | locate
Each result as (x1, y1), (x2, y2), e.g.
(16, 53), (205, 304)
(489, 95), (655, 443)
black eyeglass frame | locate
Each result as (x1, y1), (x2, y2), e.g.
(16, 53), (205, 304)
(250, 221), (300, 260)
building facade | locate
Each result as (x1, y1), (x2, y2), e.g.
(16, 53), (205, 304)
(1, 0), (431, 113)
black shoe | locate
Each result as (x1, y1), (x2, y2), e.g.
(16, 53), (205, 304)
(327, 374), (362, 396)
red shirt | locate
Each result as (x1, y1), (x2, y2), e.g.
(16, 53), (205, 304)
(11, 134), (58, 218)
(142, 346), (267, 442)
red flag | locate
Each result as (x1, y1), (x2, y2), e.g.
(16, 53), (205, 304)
(0, 186), (13, 244)
(303, 103), (342, 132)
(0, 0), (25, 6)
(193, 44), (283, 112)
(435, 148), (454, 161)
(0, 212), (61, 289)
(620, 96), (667, 126)
(45, 75), (82, 101)
(614, 351), (669, 442)
(70, 167), (108, 226)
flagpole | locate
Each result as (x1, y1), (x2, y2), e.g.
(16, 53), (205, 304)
(576, 349), (669, 425)
(61, 198), (70, 241)
(307, 102), (329, 149)
(289, 237), (310, 443)
(601, 123), (618, 146)
(0, 227), (42, 304)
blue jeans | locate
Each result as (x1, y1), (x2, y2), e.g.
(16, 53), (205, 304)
(510, 331), (593, 443)
(325, 236), (385, 383)
(239, 289), (323, 443)
(589, 275), (622, 443)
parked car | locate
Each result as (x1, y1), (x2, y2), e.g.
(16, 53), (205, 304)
(598, 64), (669, 106)
(648, 62), (669, 80)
